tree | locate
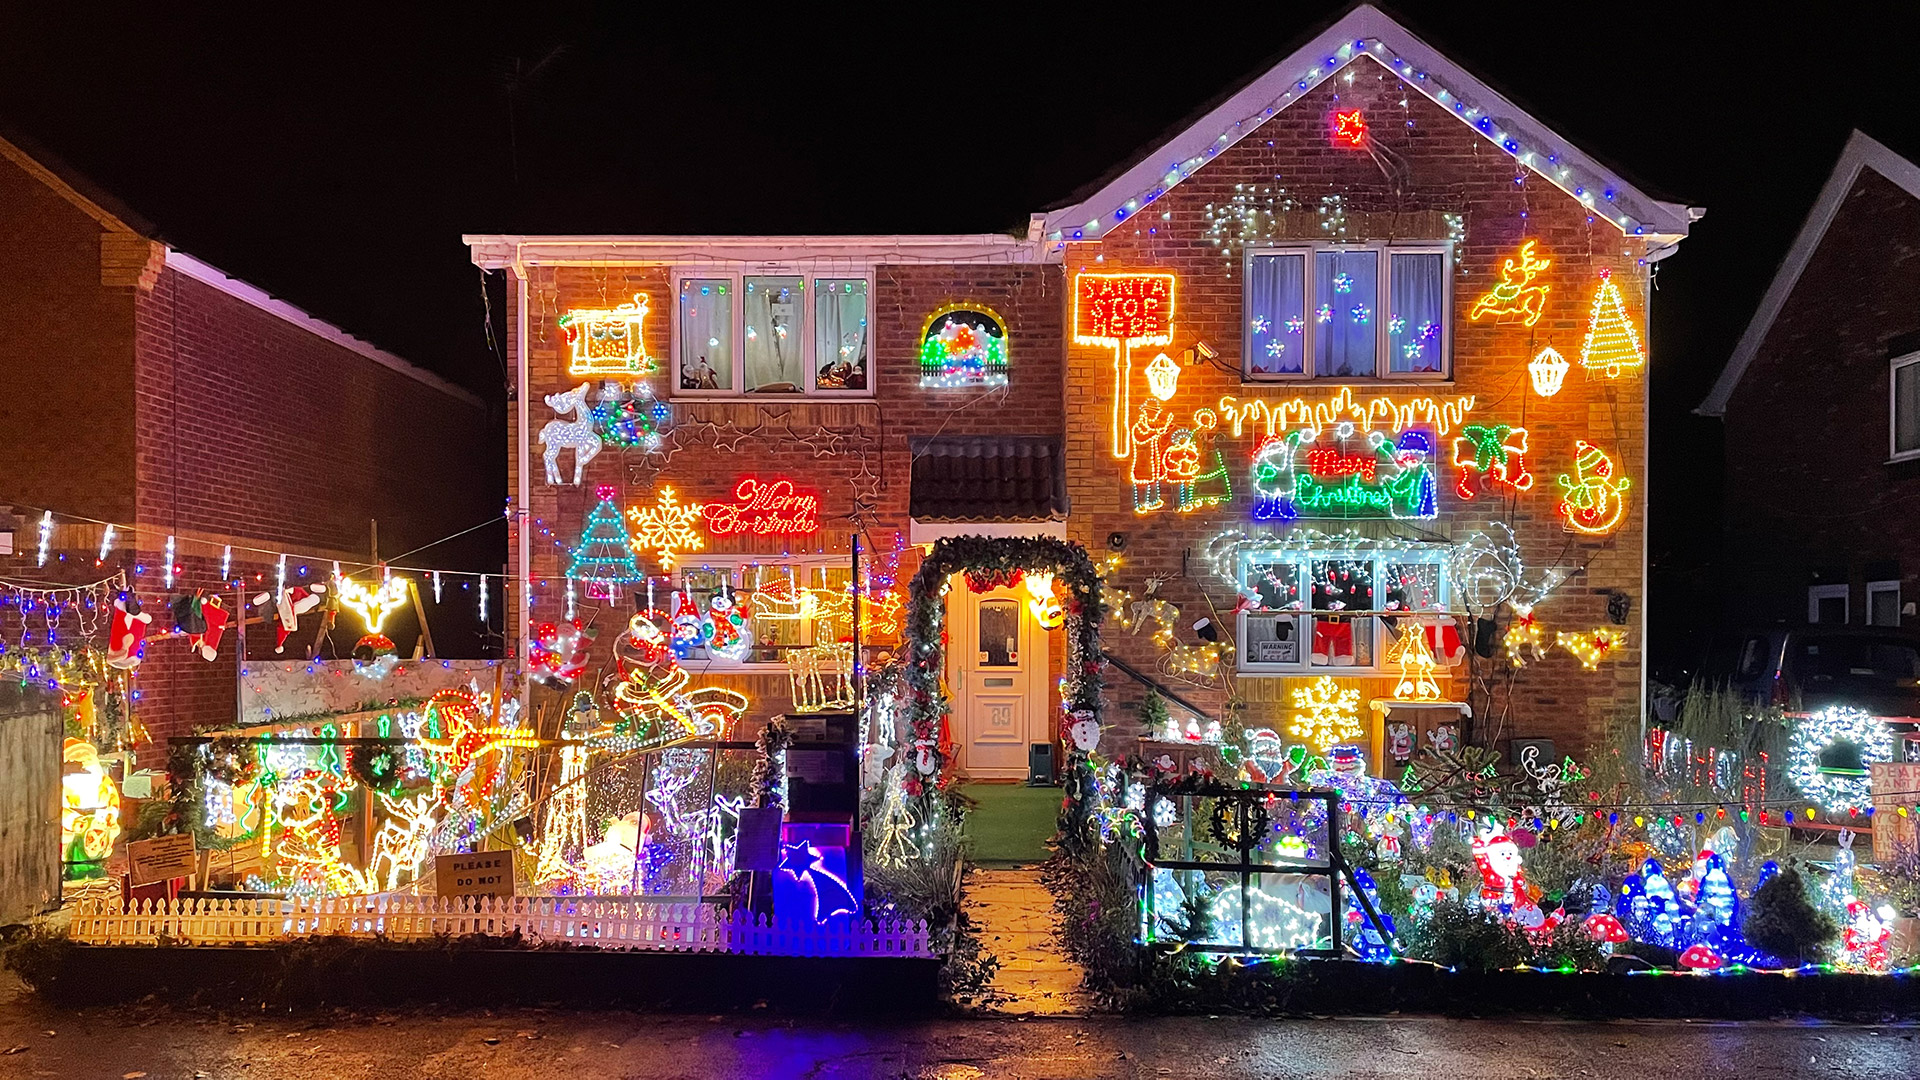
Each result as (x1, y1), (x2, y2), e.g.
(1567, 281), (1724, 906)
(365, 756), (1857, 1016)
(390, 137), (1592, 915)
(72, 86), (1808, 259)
(567, 486), (645, 599)
(1743, 865), (1838, 965)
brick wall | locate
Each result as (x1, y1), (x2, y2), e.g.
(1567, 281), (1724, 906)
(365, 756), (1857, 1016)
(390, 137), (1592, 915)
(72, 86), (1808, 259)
(1723, 168), (1920, 628)
(128, 265), (499, 749)
(1061, 57), (1649, 757)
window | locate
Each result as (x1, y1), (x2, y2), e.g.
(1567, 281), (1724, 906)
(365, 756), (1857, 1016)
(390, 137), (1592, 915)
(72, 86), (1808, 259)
(675, 270), (872, 396)
(1893, 353), (1920, 460)
(1808, 584), (1849, 625)
(1868, 580), (1902, 627)
(1235, 547), (1454, 674)
(1245, 243), (1450, 381)
(674, 557), (851, 667)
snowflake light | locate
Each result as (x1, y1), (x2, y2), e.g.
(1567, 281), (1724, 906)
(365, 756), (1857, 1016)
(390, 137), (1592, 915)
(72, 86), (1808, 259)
(626, 486), (706, 570)
(1288, 675), (1364, 750)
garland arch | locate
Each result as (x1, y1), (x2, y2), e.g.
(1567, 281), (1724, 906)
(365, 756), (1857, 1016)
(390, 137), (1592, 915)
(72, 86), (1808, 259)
(900, 535), (1108, 799)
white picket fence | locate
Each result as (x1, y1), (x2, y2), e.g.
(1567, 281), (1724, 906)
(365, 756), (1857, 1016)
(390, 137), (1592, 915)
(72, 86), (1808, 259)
(67, 894), (934, 958)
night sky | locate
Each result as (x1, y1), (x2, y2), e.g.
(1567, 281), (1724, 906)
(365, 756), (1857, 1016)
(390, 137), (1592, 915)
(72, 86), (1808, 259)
(5, 3), (1916, 672)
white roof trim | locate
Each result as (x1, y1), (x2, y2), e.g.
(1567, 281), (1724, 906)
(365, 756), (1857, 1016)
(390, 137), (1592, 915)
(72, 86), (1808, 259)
(465, 233), (1050, 269)
(1039, 4), (1696, 251)
(164, 251), (485, 409)
(1698, 130), (1920, 416)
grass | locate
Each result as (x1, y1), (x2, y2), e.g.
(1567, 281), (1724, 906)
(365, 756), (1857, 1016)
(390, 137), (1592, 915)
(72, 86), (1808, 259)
(960, 782), (1060, 865)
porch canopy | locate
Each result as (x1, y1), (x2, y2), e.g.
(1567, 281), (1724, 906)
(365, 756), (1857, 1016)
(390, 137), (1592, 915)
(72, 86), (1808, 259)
(907, 435), (1069, 544)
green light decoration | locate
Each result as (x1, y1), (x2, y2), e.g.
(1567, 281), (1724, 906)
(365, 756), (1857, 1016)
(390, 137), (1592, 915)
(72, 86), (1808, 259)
(567, 485), (647, 600)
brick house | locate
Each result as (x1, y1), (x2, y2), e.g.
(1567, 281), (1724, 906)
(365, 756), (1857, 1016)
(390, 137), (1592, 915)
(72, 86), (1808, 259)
(1700, 131), (1920, 635)
(0, 132), (499, 755)
(468, 5), (1695, 776)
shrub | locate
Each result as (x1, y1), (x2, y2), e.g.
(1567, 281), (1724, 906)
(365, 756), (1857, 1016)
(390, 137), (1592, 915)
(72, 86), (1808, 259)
(1403, 899), (1530, 973)
(1743, 865), (1838, 965)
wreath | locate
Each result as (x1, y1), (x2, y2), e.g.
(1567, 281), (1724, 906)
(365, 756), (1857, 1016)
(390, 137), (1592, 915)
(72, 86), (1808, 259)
(1788, 705), (1894, 812)
(1206, 795), (1272, 852)
(348, 742), (407, 793)
(202, 735), (260, 787)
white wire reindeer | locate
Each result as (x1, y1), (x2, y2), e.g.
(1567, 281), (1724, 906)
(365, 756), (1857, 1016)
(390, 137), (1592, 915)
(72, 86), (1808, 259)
(540, 382), (603, 485)
(1130, 576), (1179, 637)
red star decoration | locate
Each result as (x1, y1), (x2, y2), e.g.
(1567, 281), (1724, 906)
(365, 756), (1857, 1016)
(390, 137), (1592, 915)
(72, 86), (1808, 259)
(1331, 109), (1368, 147)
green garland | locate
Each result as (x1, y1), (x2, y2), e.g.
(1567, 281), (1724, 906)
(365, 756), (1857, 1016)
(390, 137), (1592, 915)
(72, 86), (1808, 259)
(901, 535), (1108, 808)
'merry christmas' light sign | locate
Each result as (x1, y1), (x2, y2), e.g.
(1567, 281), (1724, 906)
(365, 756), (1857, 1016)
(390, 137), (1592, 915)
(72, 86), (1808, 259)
(703, 478), (820, 537)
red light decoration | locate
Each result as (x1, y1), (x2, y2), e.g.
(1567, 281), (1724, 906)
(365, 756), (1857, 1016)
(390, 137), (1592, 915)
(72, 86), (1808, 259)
(1331, 109), (1368, 147)
(702, 477), (821, 537)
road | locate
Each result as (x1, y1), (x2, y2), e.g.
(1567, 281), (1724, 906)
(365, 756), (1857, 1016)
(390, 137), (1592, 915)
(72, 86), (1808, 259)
(0, 984), (1913, 1080)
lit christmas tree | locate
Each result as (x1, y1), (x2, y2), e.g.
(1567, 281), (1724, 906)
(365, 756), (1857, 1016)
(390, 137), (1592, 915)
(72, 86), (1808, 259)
(1578, 268), (1646, 378)
(567, 486), (646, 599)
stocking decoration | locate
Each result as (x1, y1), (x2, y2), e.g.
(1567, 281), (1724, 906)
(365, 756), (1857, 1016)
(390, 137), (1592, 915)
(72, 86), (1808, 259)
(107, 596), (152, 670)
(190, 596), (231, 661)
(253, 584), (328, 653)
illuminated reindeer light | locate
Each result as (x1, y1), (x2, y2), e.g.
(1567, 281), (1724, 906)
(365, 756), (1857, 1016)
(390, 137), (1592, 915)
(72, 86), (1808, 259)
(540, 382), (603, 485)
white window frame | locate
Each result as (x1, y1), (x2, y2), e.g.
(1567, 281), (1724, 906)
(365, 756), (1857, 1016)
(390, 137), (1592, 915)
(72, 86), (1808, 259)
(1242, 241), (1453, 383)
(670, 267), (876, 399)
(1867, 579), (1902, 627)
(672, 554), (853, 671)
(1807, 583), (1850, 625)
(1234, 547), (1453, 676)
(1891, 352), (1920, 462)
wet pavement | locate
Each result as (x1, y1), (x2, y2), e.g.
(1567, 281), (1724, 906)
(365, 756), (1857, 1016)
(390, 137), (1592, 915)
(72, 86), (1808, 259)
(0, 972), (1913, 1080)
(962, 867), (1093, 1015)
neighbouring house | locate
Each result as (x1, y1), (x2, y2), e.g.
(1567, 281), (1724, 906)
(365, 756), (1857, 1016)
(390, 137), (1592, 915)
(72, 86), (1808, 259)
(468, 4), (1696, 781)
(0, 130), (500, 766)
(1700, 131), (1920, 635)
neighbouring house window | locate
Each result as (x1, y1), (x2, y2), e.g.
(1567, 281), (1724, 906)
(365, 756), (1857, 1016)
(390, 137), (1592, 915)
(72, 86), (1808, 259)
(1235, 547), (1451, 674)
(1245, 244), (1451, 380)
(814, 279), (870, 390)
(678, 279), (734, 391)
(1868, 580), (1902, 627)
(1893, 353), (1920, 459)
(1808, 584), (1849, 625)
(675, 270), (875, 396)
(675, 559), (851, 667)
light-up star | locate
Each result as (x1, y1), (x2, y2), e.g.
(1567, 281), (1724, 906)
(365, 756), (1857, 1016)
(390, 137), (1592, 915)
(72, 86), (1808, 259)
(779, 840), (859, 922)
(1350, 305), (1371, 325)
(335, 573), (409, 634)
(1315, 304), (1333, 324)
(1331, 108), (1368, 147)
(1285, 316), (1306, 335)
(1403, 342), (1426, 360)
(1250, 316), (1272, 335)
(1419, 321), (1440, 341)
(1265, 340), (1286, 358)
(1333, 272), (1354, 294)
(1388, 316), (1407, 336)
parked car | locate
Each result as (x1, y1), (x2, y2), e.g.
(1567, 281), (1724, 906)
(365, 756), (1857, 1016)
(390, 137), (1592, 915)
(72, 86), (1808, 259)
(1696, 626), (1920, 721)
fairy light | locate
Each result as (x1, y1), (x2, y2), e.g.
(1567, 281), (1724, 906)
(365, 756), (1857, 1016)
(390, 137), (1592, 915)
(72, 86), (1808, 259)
(36, 511), (52, 566)
(1578, 268), (1646, 378)
(163, 536), (175, 588)
(1788, 706), (1894, 813)
(97, 524), (115, 562)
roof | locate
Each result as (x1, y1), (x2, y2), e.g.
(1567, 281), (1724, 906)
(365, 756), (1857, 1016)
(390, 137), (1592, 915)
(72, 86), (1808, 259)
(465, 233), (1048, 268)
(1697, 131), (1920, 417)
(908, 436), (1069, 522)
(1037, 4), (1700, 253)
(0, 130), (478, 408)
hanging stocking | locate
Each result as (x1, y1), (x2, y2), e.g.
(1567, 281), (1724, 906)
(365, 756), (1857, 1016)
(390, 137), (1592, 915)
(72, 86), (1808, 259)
(107, 596), (152, 670)
(191, 596), (231, 661)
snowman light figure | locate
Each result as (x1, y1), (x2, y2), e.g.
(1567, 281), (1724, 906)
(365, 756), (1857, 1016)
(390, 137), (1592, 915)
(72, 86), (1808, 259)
(701, 590), (753, 662)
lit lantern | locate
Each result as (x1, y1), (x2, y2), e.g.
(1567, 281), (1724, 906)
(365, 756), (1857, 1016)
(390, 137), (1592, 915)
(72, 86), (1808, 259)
(1528, 346), (1570, 397)
(1144, 351), (1181, 401)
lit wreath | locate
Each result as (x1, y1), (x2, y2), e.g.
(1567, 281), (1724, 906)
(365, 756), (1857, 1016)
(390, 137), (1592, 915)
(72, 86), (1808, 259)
(1787, 705), (1894, 812)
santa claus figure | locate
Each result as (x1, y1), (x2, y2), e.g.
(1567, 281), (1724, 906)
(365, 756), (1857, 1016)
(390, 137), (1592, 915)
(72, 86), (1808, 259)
(251, 583), (329, 654)
(1471, 827), (1559, 934)
(107, 595), (152, 670)
(1842, 898), (1892, 973)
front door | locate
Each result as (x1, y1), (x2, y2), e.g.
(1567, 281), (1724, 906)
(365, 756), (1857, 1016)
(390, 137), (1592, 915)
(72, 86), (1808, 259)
(947, 578), (1045, 780)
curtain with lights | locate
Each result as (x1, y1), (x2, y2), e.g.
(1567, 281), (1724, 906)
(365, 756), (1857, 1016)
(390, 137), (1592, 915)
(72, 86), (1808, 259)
(1389, 252), (1447, 374)
(813, 279), (869, 390)
(678, 280), (733, 390)
(744, 275), (803, 392)
(1246, 253), (1305, 376)
(1314, 249), (1378, 378)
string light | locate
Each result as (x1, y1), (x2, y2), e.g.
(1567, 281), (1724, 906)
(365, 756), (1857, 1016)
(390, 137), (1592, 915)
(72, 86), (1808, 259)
(1578, 268), (1646, 378)
(1215, 386), (1475, 440)
(1467, 240), (1551, 326)
(163, 536), (176, 588)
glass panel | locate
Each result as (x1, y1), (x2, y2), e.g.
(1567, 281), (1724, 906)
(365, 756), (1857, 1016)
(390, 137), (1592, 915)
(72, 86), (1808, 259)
(810, 565), (853, 645)
(1246, 253), (1306, 376)
(977, 599), (1019, 667)
(1310, 557), (1374, 667)
(1814, 595), (1847, 625)
(1314, 249), (1379, 378)
(1248, 872), (1336, 951)
(813, 279), (869, 390)
(1247, 561), (1302, 610)
(1898, 362), (1920, 453)
(1870, 587), (1901, 628)
(742, 563), (810, 662)
(1243, 614), (1302, 665)
(743, 275), (804, 393)
(676, 568), (729, 662)
(678, 279), (733, 390)
(1388, 252), (1446, 374)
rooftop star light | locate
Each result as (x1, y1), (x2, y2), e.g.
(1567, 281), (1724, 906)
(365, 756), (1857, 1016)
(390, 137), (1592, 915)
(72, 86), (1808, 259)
(335, 572), (409, 634)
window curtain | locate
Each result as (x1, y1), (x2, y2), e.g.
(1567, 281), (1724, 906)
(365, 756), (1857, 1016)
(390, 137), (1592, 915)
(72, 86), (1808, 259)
(813, 280), (869, 389)
(1389, 253), (1447, 374)
(1897, 362), (1920, 454)
(744, 275), (803, 392)
(678, 281), (733, 390)
(1246, 254), (1305, 375)
(1314, 250), (1378, 378)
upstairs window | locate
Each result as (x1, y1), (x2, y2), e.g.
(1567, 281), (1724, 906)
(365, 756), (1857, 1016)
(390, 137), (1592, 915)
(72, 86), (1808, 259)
(676, 271), (872, 396)
(1245, 244), (1450, 381)
(1893, 352), (1920, 460)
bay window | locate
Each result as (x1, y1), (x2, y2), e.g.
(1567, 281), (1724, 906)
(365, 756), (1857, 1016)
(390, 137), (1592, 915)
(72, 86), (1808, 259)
(1245, 243), (1451, 381)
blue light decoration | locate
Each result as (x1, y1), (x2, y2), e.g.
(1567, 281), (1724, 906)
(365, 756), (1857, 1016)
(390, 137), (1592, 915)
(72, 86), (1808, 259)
(1615, 858), (1684, 948)
(1345, 866), (1396, 961)
(1249, 427), (1438, 521)
(777, 840), (859, 922)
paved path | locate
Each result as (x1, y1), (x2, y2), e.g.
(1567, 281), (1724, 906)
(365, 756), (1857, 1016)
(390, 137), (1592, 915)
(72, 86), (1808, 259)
(961, 865), (1094, 1016)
